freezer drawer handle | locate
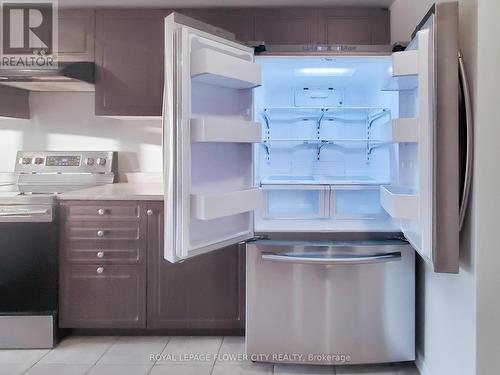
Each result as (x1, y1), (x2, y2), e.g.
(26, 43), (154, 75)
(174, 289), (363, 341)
(261, 251), (402, 265)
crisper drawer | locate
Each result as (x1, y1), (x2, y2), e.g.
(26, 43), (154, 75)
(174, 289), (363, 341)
(331, 187), (386, 219)
(61, 201), (144, 221)
(260, 185), (329, 219)
(246, 240), (415, 365)
(59, 264), (146, 328)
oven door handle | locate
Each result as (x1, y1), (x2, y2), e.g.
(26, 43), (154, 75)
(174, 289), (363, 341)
(0, 209), (50, 217)
(261, 251), (402, 265)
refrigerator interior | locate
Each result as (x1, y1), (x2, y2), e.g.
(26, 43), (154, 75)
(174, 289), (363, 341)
(253, 56), (404, 233)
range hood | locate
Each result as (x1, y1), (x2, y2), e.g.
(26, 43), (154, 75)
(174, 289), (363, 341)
(0, 62), (95, 92)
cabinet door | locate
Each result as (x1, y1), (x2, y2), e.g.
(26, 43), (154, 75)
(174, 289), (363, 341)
(147, 202), (245, 331)
(179, 8), (254, 42)
(253, 8), (316, 44)
(59, 264), (146, 328)
(58, 9), (95, 62)
(317, 8), (390, 45)
(95, 10), (168, 116)
(0, 85), (29, 119)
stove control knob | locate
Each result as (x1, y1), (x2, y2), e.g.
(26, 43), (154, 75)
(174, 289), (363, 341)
(97, 208), (105, 215)
(86, 157), (95, 166)
(96, 158), (107, 166)
(97, 230), (105, 237)
(20, 157), (32, 164)
(33, 157), (44, 165)
(97, 251), (104, 258)
(96, 267), (104, 274)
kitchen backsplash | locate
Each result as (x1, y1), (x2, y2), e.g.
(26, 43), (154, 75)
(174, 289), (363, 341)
(0, 92), (163, 175)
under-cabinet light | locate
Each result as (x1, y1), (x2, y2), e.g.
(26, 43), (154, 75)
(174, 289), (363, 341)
(295, 67), (356, 76)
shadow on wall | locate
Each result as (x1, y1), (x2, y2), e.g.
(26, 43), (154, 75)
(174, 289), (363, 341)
(0, 92), (163, 174)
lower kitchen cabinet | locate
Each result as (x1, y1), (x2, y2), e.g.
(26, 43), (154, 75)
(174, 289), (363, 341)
(59, 264), (147, 328)
(146, 202), (245, 331)
(58, 200), (245, 332)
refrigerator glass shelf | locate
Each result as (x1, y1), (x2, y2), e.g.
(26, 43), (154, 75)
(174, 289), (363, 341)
(262, 107), (392, 128)
(262, 140), (391, 147)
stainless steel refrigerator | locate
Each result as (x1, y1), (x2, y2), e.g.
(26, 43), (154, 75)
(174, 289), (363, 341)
(162, 2), (472, 365)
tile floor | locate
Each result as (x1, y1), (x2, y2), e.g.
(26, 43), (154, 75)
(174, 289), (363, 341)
(0, 336), (420, 375)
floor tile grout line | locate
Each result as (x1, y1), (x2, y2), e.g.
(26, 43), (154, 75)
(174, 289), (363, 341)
(146, 335), (171, 374)
(87, 336), (119, 369)
(20, 349), (52, 375)
(208, 336), (225, 375)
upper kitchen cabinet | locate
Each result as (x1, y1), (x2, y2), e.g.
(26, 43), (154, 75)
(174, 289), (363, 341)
(253, 7), (390, 45)
(178, 8), (254, 42)
(95, 10), (168, 117)
(317, 8), (390, 45)
(253, 8), (317, 45)
(58, 10), (95, 62)
(0, 86), (30, 119)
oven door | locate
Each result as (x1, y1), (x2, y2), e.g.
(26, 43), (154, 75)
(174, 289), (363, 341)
(0, 215), (58, 348)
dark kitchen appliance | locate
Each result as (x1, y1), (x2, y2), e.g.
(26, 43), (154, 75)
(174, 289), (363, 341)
(0, 151), (117, 348)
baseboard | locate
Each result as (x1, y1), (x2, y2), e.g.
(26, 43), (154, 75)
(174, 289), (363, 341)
(416, 350), (432, 375)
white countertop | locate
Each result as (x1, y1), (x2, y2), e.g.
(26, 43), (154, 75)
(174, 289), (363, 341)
(57, 183), (164, 201)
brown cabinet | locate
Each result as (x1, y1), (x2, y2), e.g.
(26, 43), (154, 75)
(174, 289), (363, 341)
(0, 85), (29, 119)
(59, 201), (148, 328)
(146, 202), (245, 331)
(94, 10), (168, 116)
(317, 8), (390, 45)
(58, 9), (95, 62)
(179, 8), (254, 42)
(91, 7), (389, 117)
(59, 200), (245, 333)
(253, 8), (317, 45)
(59, 264), (146, 328)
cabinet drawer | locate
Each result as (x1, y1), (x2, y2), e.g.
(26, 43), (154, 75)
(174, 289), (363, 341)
(61, 240), (145, 264)
(59, 264), (146, 328)
(61, 202), (143, 221)
(63, 221), (143, 241)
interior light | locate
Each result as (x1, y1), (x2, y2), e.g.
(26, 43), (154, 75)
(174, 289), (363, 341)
(295, 67), (356, 76)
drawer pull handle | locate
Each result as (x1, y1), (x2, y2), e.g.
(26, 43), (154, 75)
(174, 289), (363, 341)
(97, 209), (106, 215)
(96, 267), (104, 274)
(147, 209), (154, 216)
(97, 230), (105, 237)
(97, 251), (104, 258)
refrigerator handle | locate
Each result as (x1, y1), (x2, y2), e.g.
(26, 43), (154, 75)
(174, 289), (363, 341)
(458, 51), (474, 231)
(261, 251), (401, 265)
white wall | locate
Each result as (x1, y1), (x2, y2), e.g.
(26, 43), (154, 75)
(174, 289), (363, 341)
(0, 92), (162, 177)
(474, 0), (500, 373)
(390, 1), (478, 375)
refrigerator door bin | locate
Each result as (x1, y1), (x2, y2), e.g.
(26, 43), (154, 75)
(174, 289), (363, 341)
(191, 188), (263, 220)
(190, 47), (261, 89)
(391, 118), (418, 143)
(246, 239), (415, 365)
(190, 117), (261, 143)
(380, 185), (419, 220)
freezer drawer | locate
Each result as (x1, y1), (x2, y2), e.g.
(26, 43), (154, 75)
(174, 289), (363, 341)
(246, 240), (415, 365)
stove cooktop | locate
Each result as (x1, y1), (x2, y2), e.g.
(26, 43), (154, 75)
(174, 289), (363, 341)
(0, 192), (56, 205)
